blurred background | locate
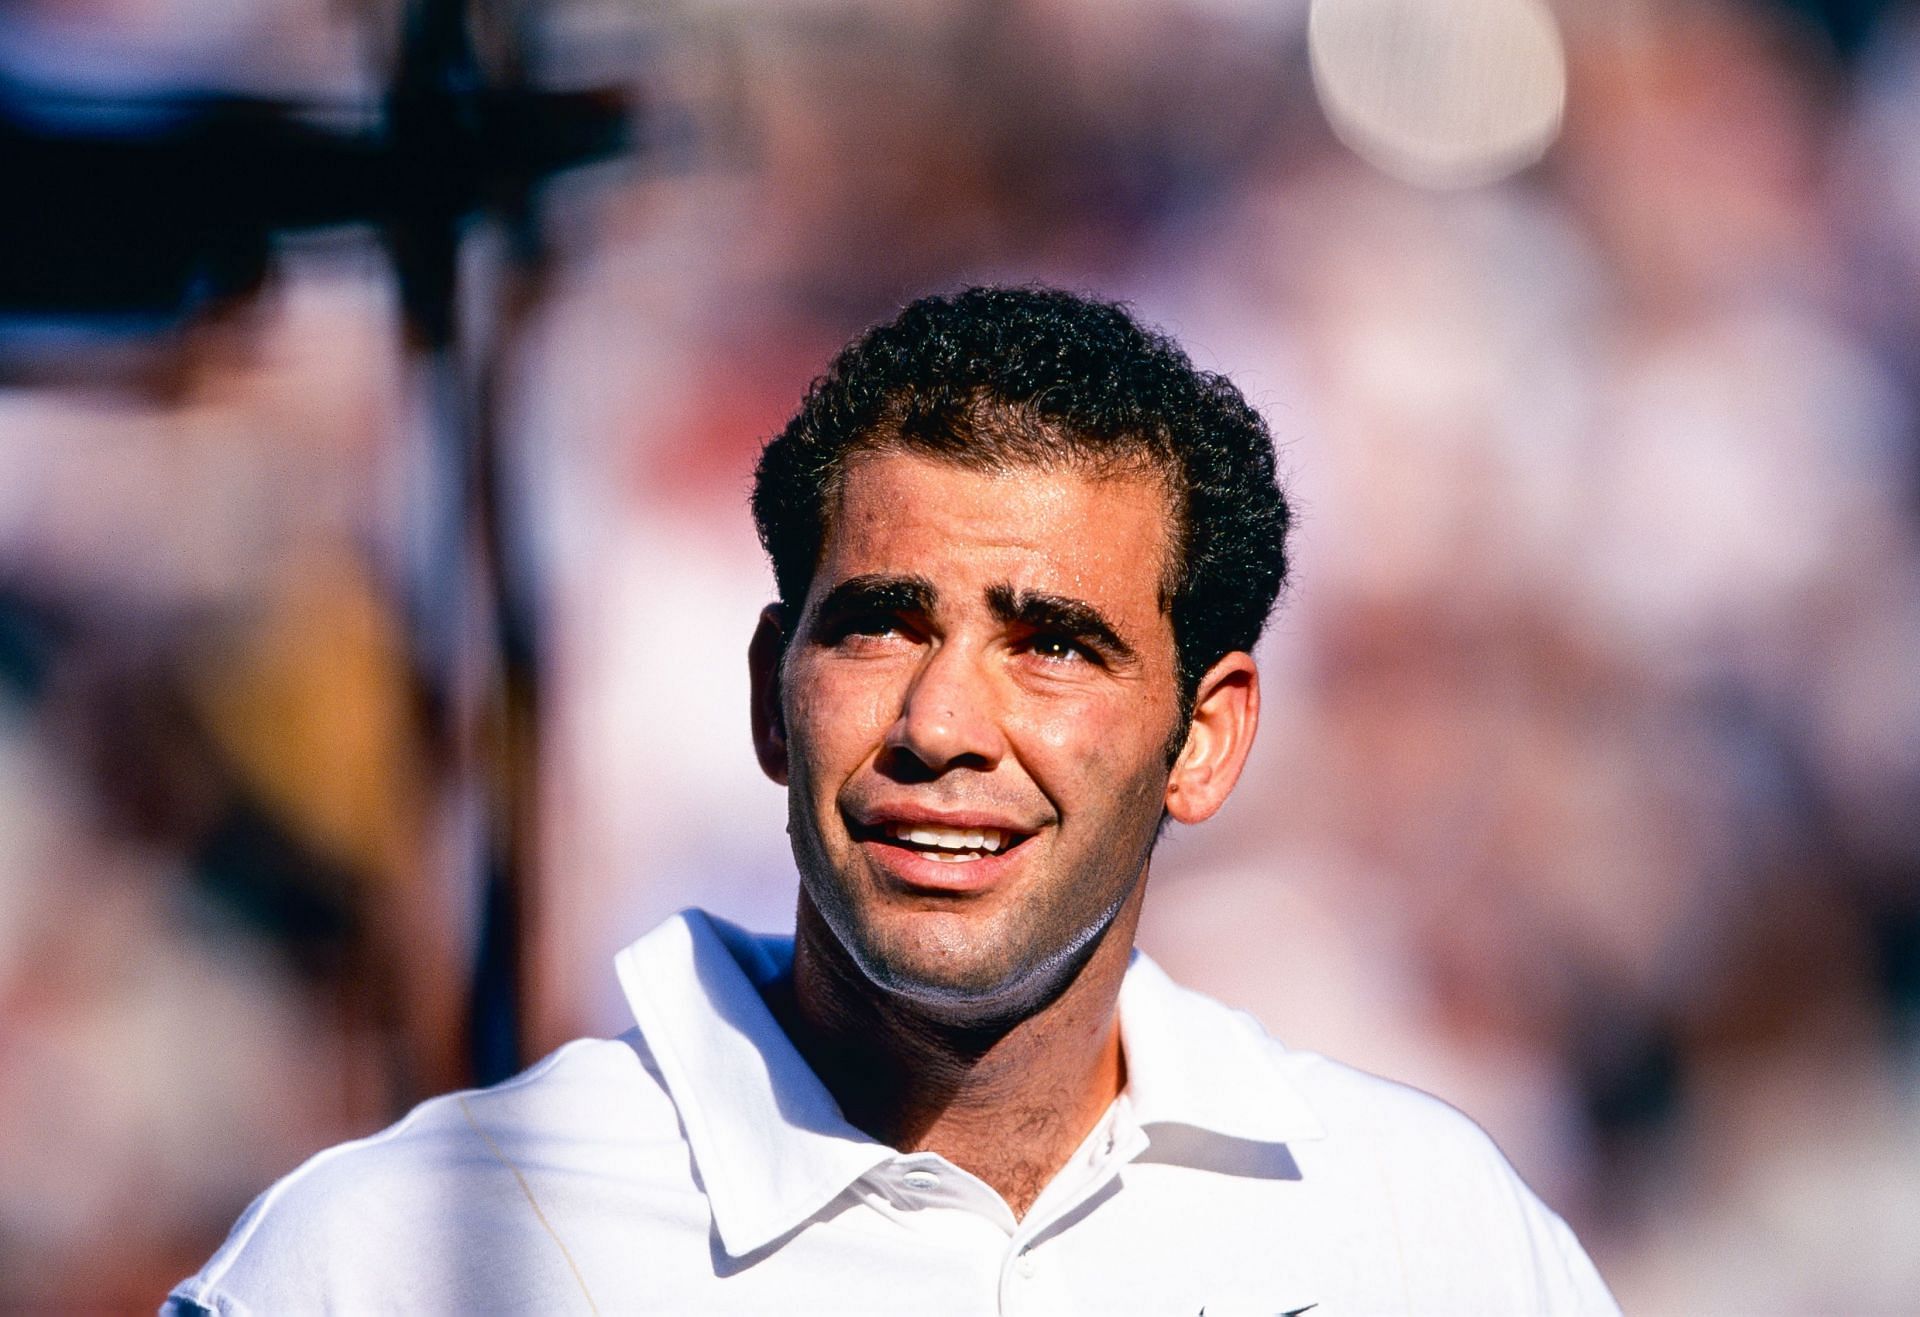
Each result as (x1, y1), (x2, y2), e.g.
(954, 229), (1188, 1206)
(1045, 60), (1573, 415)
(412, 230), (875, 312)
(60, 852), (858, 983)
(2, 0), (1917, 1310)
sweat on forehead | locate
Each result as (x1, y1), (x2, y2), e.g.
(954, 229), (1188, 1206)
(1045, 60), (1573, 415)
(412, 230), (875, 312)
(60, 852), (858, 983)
(813, 444), (1186, 611)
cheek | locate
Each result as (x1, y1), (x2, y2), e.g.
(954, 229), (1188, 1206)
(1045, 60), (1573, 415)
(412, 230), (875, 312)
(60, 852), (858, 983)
(1015, 694), (1172, 797)
(786, 662), (899, 775)
(1008, 699), (1096, 782)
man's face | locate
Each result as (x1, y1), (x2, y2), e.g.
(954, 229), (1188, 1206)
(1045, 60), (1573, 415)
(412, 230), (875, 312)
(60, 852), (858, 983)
(755, 450), (1188, 1024)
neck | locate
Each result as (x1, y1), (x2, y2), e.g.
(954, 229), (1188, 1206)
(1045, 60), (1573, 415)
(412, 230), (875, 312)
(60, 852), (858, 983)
(767, 891), (1141, 1219)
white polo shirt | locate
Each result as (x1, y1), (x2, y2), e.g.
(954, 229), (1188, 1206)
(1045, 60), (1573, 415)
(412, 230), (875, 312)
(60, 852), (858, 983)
(167, 910), (1618, 1315)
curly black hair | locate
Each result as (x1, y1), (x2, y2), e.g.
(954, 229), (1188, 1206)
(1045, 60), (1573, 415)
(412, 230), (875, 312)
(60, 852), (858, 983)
(751, 286), (1291, 700)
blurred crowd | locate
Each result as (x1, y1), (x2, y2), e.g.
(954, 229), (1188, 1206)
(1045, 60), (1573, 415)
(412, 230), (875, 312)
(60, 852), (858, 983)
(2, 0), (1918, 1311)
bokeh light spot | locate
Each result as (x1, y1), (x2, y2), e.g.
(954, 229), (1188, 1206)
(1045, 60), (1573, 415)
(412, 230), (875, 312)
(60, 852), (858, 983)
(1309, 0), (1568, 188)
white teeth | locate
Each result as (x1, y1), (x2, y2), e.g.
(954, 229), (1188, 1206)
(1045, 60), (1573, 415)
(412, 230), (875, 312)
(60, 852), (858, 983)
(886, 824), (1009, 854)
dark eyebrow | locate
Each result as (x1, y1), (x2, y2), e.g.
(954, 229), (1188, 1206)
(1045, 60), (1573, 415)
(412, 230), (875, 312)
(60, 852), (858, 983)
(809, 573), (938, 627)
(985, 584), (1137, 662)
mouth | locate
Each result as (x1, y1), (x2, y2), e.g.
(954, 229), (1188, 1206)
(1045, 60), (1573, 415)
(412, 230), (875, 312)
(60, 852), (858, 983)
(848, 816), (1038, 871)
(878, 822), (1021, 862)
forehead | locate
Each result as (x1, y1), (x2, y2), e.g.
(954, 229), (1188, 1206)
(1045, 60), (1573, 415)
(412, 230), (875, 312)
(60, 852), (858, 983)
(814, 452), (1175, 615)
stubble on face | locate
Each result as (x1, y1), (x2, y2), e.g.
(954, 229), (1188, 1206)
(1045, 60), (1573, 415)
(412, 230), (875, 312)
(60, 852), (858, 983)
(769, 452), (1186, 1032)
(789, 776), (1158, 1030)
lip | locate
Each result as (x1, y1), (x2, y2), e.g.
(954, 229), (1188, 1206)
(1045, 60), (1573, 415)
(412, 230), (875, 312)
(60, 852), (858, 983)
(851, 803), (1040, 834)
(845, 806), (1043, 896)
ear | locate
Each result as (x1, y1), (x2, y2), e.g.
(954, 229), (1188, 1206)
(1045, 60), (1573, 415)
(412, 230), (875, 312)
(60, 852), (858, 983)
(749, 604), (790, 785)
(1163, 651), (1260, 826)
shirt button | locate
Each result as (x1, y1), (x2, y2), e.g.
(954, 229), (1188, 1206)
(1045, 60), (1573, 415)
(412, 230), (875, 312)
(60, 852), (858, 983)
(1016, 1253), (1037, 1278)
(901, 1169), (940, 1192)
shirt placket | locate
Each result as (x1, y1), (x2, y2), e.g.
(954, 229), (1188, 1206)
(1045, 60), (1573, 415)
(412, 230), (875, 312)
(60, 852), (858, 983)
(996, 1102), (1149, 1317)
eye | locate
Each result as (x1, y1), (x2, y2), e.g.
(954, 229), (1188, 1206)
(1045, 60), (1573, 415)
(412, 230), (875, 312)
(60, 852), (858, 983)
(1026, 633), (1093, 664)
(824, 611), (917, 649)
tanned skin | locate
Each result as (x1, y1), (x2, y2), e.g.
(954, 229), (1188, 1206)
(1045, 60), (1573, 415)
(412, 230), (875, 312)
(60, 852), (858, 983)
(762, 879), (1137, 1216)
(751, 453), (1259, 1218)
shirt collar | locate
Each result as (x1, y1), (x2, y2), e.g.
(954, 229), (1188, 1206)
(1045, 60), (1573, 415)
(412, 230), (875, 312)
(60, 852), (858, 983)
(615, 910), (893, 1260)
(1116, 950), (1324, 1146)
(615, 910), (1324, 1260)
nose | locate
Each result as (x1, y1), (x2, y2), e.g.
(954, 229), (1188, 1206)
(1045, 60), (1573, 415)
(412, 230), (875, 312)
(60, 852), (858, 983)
(879, 639), (1005, 779)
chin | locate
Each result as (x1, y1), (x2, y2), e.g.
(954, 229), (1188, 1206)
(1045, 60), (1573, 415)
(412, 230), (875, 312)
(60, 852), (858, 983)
(866, 962), (1054, 1032)
(847, 906), (1119, 1031)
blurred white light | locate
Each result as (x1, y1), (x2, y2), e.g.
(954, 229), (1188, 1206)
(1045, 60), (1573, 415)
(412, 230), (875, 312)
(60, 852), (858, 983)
(1309, 0), (1567, 188)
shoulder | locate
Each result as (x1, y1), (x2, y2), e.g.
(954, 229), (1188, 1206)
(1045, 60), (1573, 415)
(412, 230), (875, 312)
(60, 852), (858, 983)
(1143, 963), (1540, 1185)
(1273, 1049), (1618, 1314)
(166, 1034), (682, 1313)
(1130, 962), (1616, 1312)
(1283, 1047), (1511, 1153)
(1278, 1047), (1546, 1214)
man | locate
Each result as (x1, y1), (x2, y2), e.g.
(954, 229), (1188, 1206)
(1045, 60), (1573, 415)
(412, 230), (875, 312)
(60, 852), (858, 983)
(169, 287), (1618, 1313)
